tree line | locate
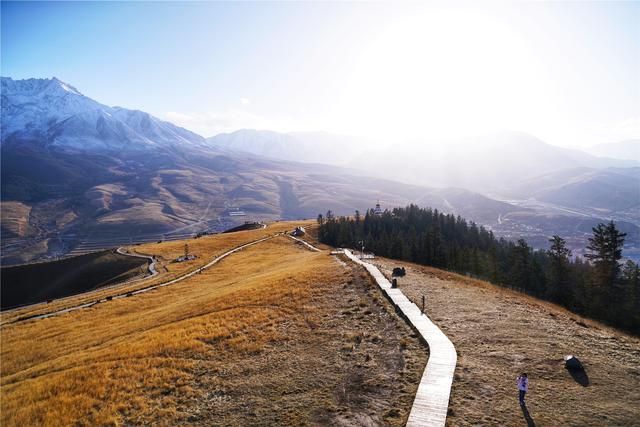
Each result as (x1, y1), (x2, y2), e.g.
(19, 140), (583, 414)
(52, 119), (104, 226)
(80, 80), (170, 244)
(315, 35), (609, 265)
(317, 205), (639, 334)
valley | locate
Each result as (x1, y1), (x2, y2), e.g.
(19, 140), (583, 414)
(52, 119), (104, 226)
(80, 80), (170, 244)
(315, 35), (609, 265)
(2, 77), (639, 265)
(2, 3), (638, 426)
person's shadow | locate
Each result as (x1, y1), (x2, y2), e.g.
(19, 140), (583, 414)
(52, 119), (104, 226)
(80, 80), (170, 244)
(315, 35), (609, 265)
(521, 403), (536, 427)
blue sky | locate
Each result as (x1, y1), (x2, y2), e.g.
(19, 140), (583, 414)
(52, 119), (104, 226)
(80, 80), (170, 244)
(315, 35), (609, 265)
(2, 1), (639, 147)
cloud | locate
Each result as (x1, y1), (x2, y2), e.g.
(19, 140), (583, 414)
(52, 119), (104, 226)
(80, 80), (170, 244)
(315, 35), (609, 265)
(612, 117), (640, 134)
(585, 117), (640, 146)
(164, 109), (294, 137)
(240, 97), (250, 105)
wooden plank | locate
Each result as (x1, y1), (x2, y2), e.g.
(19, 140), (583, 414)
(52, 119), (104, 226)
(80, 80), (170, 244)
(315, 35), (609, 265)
(343, 250), (457, 427)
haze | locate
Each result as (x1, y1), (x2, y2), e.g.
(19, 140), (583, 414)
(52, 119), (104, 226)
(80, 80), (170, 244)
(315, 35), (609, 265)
(2, 1), (638, 148)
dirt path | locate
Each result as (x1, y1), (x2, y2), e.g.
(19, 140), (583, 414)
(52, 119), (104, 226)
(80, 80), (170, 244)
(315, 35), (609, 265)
(116, 246), (158, 276)
(373, 257), (640, 426)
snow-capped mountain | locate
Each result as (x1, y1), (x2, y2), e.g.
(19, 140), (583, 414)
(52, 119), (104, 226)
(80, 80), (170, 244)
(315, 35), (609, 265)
(1, 77), (205, 150)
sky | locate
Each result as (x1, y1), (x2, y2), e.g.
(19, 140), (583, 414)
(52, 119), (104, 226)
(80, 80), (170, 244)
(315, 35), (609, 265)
(2, 1), (639, 148)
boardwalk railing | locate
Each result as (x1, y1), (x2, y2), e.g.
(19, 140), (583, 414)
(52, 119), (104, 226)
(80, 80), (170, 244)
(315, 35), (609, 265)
(342, 249), (457, 427)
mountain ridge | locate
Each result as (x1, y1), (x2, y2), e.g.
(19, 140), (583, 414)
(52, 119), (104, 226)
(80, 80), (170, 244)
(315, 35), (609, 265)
(2, 77), (638, 264)
(1, 76), (206, 151)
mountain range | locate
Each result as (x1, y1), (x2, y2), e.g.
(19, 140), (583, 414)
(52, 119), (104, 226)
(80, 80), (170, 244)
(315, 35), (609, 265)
(211, 129), (638, 192)
(1, 77), (638, 264)
(586, 139), (640, 162)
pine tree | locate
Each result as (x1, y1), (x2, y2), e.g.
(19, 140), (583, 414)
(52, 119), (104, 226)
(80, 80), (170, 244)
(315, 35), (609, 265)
(317, 206), (635, 333)
(621, 260), (640, 332)
(547, 235), (572, 304)
(585, 221), (626, 317)
(509, 239), (532, 293)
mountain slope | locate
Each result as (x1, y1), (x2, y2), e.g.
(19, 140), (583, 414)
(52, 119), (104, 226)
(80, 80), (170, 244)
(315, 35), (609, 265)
(1, 77), (205, 151)
(207, 129), (363, 165)
(3, 77), (638, 264)
(4, 77), (541, 264)
(209, 129), (639, 192)
(505, 167), (640, 212)
(351, 131), (639, 191)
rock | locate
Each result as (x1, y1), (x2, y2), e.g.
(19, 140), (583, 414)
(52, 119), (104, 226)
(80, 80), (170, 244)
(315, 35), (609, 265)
(564, 355), (584, 370)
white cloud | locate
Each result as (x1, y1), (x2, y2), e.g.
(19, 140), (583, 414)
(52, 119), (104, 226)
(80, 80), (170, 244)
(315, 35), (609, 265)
(612, 117), (640, 134)
(240, 97), (250, 105)
(580, 117), (640, 147)
(164, 109), (295, 137)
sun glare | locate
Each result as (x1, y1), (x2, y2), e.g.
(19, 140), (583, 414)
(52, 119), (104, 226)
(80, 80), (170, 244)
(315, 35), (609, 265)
(334, 9), (552, 142)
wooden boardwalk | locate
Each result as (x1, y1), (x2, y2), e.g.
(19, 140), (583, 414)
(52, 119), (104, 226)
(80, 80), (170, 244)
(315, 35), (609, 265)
(287, 234), (321, 252)
(343, 250), (457, 427)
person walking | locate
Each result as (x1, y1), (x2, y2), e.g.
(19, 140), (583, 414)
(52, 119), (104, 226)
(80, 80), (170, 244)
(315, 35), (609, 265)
(517, 373), (529, 406)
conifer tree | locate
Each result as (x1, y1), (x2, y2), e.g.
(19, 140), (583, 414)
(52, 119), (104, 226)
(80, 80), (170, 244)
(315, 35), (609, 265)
(547, 235), (572, 304)
(585, 221), (626, 316)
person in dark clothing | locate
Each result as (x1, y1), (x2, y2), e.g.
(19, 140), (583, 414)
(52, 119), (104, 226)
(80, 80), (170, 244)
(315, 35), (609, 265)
(517, 373), (529, 405)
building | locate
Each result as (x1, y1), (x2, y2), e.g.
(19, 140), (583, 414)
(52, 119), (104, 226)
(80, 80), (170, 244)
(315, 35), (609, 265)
(292, 226), (306, 236)
(373, 201), (383, 216)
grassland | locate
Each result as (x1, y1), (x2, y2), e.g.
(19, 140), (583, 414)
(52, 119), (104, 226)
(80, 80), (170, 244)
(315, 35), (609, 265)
(0, 221), (302, 324)
(373, 257), (640, 426)
(1, 250), (148, 310)
(1, 224), (427, 426)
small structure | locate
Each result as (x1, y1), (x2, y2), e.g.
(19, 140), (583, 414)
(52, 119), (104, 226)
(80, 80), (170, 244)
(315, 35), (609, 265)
(176, 243), (197, 262)
(292, 226), (306, 237)
(373, 200), (383, 216)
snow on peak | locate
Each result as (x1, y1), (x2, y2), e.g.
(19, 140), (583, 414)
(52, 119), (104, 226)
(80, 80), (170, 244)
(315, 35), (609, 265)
(1, 76), (83, 97)
(1, 76), (206, 150)
(53, 77), (82, 96)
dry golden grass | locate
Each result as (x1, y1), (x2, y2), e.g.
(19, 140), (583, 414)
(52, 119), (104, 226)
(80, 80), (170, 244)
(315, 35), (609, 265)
(374, 257), (640, 426)
(0, 221), (313, 324)
(1, 227), (426, 426)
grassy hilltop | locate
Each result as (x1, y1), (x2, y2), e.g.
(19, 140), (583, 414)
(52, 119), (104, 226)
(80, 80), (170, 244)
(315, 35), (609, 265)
(0, 221), (426, 426)
(1, 220), (638, 426)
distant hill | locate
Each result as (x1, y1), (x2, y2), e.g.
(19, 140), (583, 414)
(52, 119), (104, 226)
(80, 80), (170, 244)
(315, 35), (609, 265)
(350, 131), (639, 192)
(207, 129), (364, 165)
(505, 167), (640, 212)
(2, 77), (519, 264)
(208, 129), (639, 192)
(2, 77), (638, 264)
(587, 139), (640, 162)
